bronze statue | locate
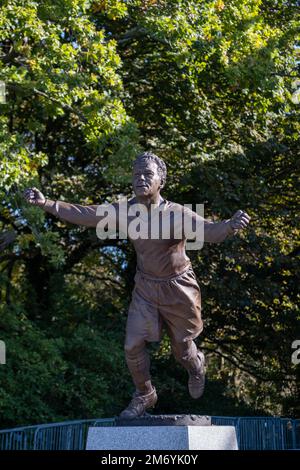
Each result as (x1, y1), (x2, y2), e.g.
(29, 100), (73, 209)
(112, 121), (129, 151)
(23, 152), (250, 418)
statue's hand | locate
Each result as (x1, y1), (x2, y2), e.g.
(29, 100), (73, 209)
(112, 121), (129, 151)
(229, 210), (251, 233)
(23, 187), (46, 207)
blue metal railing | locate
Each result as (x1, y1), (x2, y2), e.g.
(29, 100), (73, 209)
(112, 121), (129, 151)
(0, 416), (299, 450)
(211, 416), (300, 450)
(0, 418), (114, 451)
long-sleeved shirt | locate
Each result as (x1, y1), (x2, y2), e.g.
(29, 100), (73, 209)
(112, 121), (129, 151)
(43, 197), (234, 279)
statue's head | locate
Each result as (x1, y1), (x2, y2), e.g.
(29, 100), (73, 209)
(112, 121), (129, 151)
(132, 152), (167, 198)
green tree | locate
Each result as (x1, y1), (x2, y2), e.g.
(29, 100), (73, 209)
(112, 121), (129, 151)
(0, 0), (299, 427)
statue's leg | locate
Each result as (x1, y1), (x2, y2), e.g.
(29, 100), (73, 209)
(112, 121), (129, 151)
(119, 276), (161, 417)
(158, 266), (205, 398)
(124, 273), (163, 394)
(121, 330), (158, 418)
(170, 337), (200, 371)
(124, 337), (152, 394)
(170, 336), (205, 399)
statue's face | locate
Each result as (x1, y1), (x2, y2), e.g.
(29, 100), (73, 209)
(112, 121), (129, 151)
(132, 160), (162, 198)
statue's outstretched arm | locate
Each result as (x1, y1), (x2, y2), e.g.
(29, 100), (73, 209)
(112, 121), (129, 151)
(23, 187), (109, 228)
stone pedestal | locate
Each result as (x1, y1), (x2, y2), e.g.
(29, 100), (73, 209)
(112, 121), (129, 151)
(86, 415), (238, 450)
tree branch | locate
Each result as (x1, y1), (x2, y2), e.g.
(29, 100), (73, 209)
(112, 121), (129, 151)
(69, 270), (125, 290)
(202, 345), (295, 383)
(64, 238), (125, 272)
(4, 259), (14, 305)
(6, 83), (88, 123)
(115, 26), (169, 46)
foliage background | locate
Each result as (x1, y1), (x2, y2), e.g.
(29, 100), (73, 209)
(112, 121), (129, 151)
(0, 0), (299, 427)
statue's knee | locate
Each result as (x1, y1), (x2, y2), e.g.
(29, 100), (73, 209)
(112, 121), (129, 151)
(172, 339), (194, 362)
(171, 342), (185, 361)
(124, 340), (144, 358)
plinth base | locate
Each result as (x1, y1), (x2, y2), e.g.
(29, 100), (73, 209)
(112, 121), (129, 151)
(86, 415), (238, 450)
(115, 413), (211, 427)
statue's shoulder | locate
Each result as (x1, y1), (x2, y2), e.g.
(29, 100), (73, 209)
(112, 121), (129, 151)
(165, 200), (185, 211)
(111, 196), (134, 209)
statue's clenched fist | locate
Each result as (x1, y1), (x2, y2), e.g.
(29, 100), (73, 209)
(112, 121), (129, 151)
(229, 210), (251, 233)
(23, 187), (46, 207)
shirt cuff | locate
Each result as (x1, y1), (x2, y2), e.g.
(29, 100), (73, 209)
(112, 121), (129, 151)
(42, 199), (57, 216)
(225, 218), (235, 236)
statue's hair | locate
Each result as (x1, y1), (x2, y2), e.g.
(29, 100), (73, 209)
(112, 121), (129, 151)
(133, 151), (167, 187)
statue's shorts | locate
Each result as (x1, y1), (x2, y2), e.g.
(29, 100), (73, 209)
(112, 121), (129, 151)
(124, 265), (203, 391)
(125, 264), (203, 347)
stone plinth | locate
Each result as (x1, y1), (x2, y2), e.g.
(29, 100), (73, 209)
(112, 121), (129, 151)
(86, 415), (238, 450)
